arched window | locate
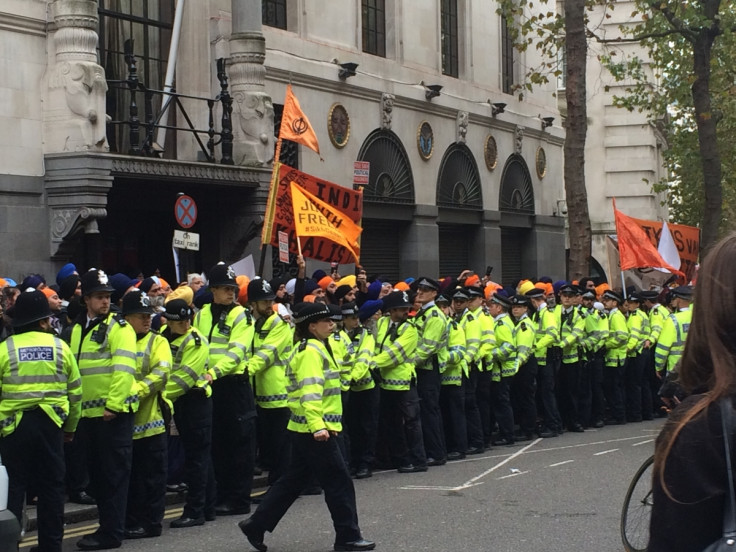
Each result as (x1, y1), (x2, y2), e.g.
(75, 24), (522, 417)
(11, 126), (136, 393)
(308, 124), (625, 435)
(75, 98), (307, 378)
(499, 154), (534, 213)
(437, 143), (483, 209)
(357, 130), (415, 203)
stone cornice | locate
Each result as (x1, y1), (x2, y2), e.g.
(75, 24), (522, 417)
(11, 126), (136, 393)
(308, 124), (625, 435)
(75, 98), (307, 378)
(104, 154), (269, 187)
(0, 11), (47, 37)
(265, 66), (565, 145)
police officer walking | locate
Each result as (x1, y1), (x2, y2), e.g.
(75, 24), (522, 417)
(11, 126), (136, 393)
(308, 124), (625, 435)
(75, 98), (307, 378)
(0, 289), (82, 552)
(238, 302), (375, 552)
(71, 269), (139, 550)
(193, 263), (256, 516)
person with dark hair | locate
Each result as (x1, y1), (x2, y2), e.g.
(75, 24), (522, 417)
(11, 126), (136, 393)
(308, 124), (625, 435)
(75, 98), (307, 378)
(0, 289), (82, 552)
(648, 234), (736, 551)
(238, 302), (375, 552)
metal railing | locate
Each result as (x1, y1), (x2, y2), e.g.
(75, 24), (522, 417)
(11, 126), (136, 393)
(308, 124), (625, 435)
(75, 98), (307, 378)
(106, 41), (234, 165)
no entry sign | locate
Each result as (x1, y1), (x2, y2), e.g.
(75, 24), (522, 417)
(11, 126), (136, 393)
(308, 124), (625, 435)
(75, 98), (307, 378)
(174, 195), (197, 229)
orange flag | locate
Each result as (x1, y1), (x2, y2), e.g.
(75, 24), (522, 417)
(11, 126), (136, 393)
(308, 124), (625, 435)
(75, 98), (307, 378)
(290, 181), (362, 263)
(612, 198), (684, 279)
(279, 85), (320, 156)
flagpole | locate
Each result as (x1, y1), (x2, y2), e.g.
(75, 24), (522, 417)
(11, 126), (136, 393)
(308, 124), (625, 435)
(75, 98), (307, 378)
(620, 271), (627, 299)
(257, 142), (283, 277)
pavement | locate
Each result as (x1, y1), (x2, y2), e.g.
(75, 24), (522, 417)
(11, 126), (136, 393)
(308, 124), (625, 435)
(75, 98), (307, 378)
(21, 472), (269, 533)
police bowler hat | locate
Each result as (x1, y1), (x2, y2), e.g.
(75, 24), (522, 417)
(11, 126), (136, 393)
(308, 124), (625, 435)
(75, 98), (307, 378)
(81, 269), (115, 296)
(208, 262), (238, 288)
(247, 278), (276, 302)
(162, 299), (192, 321)
(382, 291), (412, 310)
(121, 289), (154, 316)
(11, 289), (52, 327)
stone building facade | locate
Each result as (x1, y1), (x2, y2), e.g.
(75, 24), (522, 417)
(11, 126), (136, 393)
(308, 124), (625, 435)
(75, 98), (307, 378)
(0, 0), (661, 285)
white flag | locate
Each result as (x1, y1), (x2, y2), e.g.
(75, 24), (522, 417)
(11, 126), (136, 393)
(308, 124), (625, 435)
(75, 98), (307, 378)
(655, 221), (681, 273)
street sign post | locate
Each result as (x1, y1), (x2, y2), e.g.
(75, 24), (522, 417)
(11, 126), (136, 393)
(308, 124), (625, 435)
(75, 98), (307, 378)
(174, 195), (198, 228)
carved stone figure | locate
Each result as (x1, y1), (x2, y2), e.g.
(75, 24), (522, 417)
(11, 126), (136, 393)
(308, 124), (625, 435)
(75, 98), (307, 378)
(457, 111), (469, 144)
(381, 93), (395, 130)
(515, 125), (524, 155)
(233, 91), (275, 166)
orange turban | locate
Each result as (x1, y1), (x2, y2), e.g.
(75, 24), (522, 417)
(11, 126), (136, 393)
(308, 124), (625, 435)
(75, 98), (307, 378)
(394, 281), (410, 291)
(318, 276), (334, 290)
(464, 274), (480, 287)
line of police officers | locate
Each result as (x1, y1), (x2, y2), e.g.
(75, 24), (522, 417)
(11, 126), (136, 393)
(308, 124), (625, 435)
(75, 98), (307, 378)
(0, 263), (693, 552)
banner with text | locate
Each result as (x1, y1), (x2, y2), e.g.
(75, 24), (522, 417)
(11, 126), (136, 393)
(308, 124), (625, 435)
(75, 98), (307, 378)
(267, 163), (363, 264)
(624, 217), (700, 281)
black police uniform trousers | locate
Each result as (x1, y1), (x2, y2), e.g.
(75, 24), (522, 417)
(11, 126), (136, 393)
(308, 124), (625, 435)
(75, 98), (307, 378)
(346, 386), (379, 471)
(537, 349), (563, 433)
(557, 360), (582, 429)
(248, 432), (362, 546)
(256, 405), (291, 486)
(578, 350), (605, 427)
(491, 376), (515, 442)
(511, 357), (538, 437)
(416, 360), (446, 461)
(640, 347), (657, 420)
(475, 366), (493, 446)
(64, 432), (89, 497)
(379, 384), (427, 468)
(77, 411), (134, 545)
(440, 382), (467, 455)
(211, 375), (256, 510)
(625, 353), (644, 422)
(463, 364), (485, 450)
(0, 408), (65, 552)
(173, 389), (216, 520)
(126, 432), (167, 534)
(603, 360), (626, 423)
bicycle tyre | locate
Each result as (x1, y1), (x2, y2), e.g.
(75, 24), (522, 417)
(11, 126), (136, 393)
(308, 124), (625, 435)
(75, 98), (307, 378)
(621, 454), (655, 552)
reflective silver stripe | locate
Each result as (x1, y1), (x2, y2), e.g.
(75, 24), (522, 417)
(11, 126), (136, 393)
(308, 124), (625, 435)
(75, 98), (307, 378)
(170, 374), (191, 393)
(323, 387), (341, 396)
(139, 333), (157, 375)
(4, 374), (64, 384)
(113, 364), (136, 376)
(176, 364), (199, 382)
(230, 342), (248, 353)
(254, 350), (272, 362)
(5, 338), (17, 375)
(173, 333), (197, 364)
(301, 392), (323, 401)
(113, 349), (137, 361)
(232, 311), (248, 326)
(79, 351), (112, 361)
(68, 377), (82, 389)
(301, 376), (324, 386)
(2, 390), (66, 400)
(224, 351), (241, 363)
(209, 347), (228, 356)
(210, 337), (229, 345)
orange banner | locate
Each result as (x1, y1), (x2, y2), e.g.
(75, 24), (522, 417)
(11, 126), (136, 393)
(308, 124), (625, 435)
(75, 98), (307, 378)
(268, 164), (363, 264)
(624, 216), (700, 281)
(290, 182), (362, 263)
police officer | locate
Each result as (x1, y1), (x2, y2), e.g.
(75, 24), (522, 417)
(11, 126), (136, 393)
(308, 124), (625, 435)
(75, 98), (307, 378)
(374, 290), (426, 472)
(486, 293), (516, 445)
(118, 289), (171, 539)
(0, 290), (82, 552)
(654, 286), (693, 376)
(601, 289), (629, 425)
(246, 278), (293, 486)
(412, 277), (448, 466)
(623, 291), (649, 423)
(525, 287), (563, 437)
(579, 290), (607, 428)
(640, 289), (669, 419)
(343, 302), (378, 479)
(71, 269), (139, 550)
(193, 262), (256, 516)
(238, 302), (375, 552)
(163, 299), (215, 528)
(556, 283), (586, 432)
(438, 295), (468, 460)
(509, 294), (537, 441)
(453, 288), (484, 454)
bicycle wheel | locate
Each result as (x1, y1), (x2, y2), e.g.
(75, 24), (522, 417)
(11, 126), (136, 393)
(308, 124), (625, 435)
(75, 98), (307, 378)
(621, 454), (654, 552)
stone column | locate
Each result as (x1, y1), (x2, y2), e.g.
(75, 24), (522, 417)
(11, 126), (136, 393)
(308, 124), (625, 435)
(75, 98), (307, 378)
(229, 0), (274, 167)
(45, 0), (108, 153)
(401, 204), (439, 277)
(470, 210), (502, 278)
